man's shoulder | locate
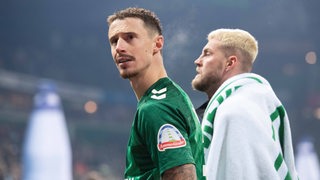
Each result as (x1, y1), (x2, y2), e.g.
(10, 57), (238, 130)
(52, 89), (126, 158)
(148, 80), (188, 102)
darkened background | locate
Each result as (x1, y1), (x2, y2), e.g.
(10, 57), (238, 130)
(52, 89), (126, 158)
(1, 0), (319, 179)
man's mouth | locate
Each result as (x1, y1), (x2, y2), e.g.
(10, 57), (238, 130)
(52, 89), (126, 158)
(115, 55), (134, 69)
(196, 68), (201, 74)
(116, 54), (134, 64)
(118, 58), (131, 64)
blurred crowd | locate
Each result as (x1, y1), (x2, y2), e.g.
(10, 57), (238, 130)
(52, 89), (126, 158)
(0, 89), (135, 180)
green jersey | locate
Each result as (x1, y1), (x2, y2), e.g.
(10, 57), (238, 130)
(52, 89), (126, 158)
(125, 77), (205, 179)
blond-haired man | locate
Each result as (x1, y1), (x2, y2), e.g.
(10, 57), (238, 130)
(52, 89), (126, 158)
(192, 28), (298, 179)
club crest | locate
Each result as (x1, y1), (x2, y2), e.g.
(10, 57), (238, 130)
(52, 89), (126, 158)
(157, 124), (186, 151)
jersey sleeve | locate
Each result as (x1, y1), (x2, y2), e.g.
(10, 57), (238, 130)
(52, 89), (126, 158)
(137, 102), (195, 175)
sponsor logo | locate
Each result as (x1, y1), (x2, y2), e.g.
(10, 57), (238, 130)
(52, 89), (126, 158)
(157, 124), (186, 151)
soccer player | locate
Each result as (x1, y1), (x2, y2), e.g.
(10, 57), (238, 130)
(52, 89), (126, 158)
(107, 7), (205, 179)
(192, 28), (299, 179)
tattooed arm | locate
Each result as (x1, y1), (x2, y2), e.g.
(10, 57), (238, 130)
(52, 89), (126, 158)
(162, 164), (196, 180)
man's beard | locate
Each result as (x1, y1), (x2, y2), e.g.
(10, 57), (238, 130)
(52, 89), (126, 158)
(192, 75), (208, 92)
(120, 70), (139, 79)
(119, 62), (150, 79)
(192, 74), (220, 93)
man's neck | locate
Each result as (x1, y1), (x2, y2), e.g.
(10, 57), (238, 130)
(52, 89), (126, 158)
(130, 73), (167, 100)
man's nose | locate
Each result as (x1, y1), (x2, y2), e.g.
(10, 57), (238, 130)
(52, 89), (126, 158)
(194, 56), (201, 65)
(115, 38), (126, 53)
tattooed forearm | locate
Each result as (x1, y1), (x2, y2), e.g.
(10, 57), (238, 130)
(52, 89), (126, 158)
(162, 163), (196, 180)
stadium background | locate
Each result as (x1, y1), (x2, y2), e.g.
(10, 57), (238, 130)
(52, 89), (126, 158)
(1, 0), (320, 179)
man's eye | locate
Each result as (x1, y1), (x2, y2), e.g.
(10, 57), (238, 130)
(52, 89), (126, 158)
(203, 52), (210, 56)
(110, 38), (118, 45)
(127, 34), (134, 40)
(202, 50), (210, 56)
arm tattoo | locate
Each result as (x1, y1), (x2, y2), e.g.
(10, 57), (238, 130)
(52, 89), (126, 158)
(162, 163), (196, 180)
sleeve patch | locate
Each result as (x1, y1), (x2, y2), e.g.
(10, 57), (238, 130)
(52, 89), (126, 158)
(157, 124), (186, 151)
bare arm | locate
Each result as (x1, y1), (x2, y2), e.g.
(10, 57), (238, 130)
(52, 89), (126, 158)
(162, 163), (196, 180)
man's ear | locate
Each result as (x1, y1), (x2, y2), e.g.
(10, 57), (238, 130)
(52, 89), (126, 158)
(154, 35), (164, 54)
(225, 55), (237, 71)
(229, 56), (237, 65)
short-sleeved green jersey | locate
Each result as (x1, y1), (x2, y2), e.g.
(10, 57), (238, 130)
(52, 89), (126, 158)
(124, 77), (205, 180)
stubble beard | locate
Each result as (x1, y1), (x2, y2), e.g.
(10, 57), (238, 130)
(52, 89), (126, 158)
(120, 70), (139, 79)
(119, 61), (151, 79)
(192, 73), (221, 93)
(117, 63), (139, 79)
(192, 75), (208, 92)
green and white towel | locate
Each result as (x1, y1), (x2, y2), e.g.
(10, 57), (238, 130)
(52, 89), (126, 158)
(202, 73), (298, 180)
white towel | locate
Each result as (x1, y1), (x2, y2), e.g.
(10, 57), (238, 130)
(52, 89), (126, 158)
(202, 73), (298, 180)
